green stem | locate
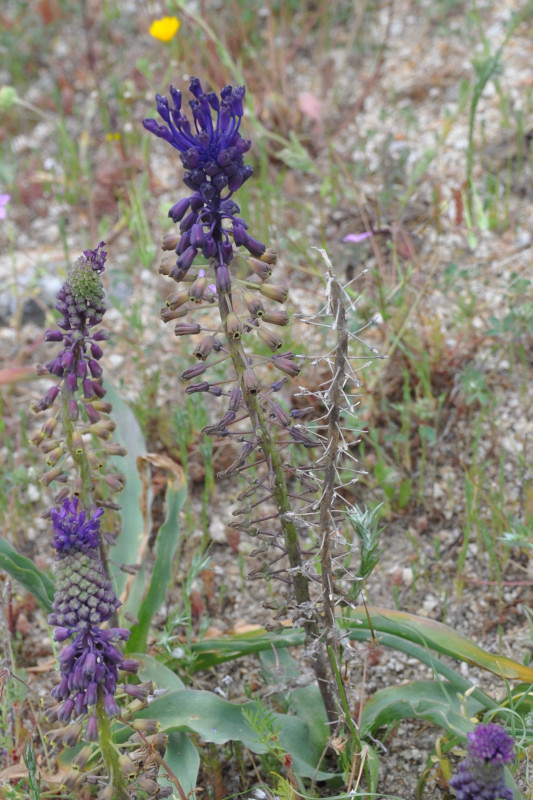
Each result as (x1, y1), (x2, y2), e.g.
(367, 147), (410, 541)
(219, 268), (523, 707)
(60, 382), (114, 610)
(96, 692), (130, 800)
(217, 291), (339, 723)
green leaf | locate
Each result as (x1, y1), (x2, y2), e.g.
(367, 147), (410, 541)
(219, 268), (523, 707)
(0, 537), (54, 611)
(360, 680), (485, 737)
(364, 743), (380, 794)
(342, 607), (533, 683)
(159, 731), (199, 799)
(117, 690), (334, 780)
(189, 627), (305, 671)
(260, 648), (329, 753)
(126, 476), (187, 653)
(129, 652), (185, 692)
(103, 379), (146, 607)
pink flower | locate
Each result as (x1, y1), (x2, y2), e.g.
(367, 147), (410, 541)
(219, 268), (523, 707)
(0, 194), (10, 219)
(342, 231), (373, 243)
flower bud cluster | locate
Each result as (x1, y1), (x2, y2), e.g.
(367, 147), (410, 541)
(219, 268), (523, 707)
(47, 497), (138, 739)
(449, 723), (515, 800)
(143, 77), (264, 285)
(144, 75), (324, 601)
(31, 242), (126, 497)
(145, 78), (319, 474)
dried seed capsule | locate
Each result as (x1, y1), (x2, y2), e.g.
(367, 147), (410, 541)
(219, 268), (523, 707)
(243, 291), (264, 318)
(138, 776), (160, 795)
(161, 306), (189, 323)
(166, 290), (189, 310)
(193, 336), (215, 361)
(260, 248), (277, 265)
(181, 363), (207, 381)
(185, 381), (210, 394)
(243, 368), (259, 395)
(131, 718), (160, 734)
(118, 754), (137, 777)
(158, 256), (174, 275)
(259, 284), (288, 303)
(270, 403), (292, 427)
(42, 417), (59, 438)
(71, 431), (84, 455)
(189, 276), (208, 302)
(247, 257), (272, 280)
(262, 309), (289, 326)
(72, 745), (93, 770)
(273, 356), (300, 377)
(228, 388), (243, 411)
(174, 323), (202, 336)
(162, 230), (181, 250)
(256, 327), (282, 352)
(226, 312), (243, 340)
(40, 466), (65, 486)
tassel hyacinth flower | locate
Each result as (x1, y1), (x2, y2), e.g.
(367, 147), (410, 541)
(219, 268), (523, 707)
(143, 76), (266, 292)
(449, 723), (515, 800)
(48, 497), (137, 736)
(144, 78), (340, 723)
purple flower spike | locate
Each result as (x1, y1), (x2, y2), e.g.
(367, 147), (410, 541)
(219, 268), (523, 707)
(450, 723), (515, 800)
(144, 77), (264, 274)
(47, 497), (138, 730)
(34, 244), (109, 416)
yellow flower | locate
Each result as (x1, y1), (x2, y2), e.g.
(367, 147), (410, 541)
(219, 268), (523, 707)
(149, 16), (180, 42)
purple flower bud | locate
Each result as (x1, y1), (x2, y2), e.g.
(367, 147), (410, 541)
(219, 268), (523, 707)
(232, 223), (248, 246)
(83, 652), (96, 676)
(190, 223), (206, 247)
(103, 693), (120, 716)
(41, 385), (60, 408)
(215, 264), (231, 294)
(92, 381), (106, 399)
(84, 403), (100, 424)
(90, 342), (104, 359)
(85, 714), (98, 741)
(45, 330), (64, 342)
(66, 372), (77, 392)
(88, 359), (102, 378)
(273, 356), (301, 377)
(177, 246), (198, 271)
(85, 681), (98, 706)
(180, 210), (198, 233)
(57, 697), (75, 721)
(185, 381), (210, 394)
(449, 723), (515, 800)
(120, 659), (139, 674)
(82, 378), (95, 399)
(181, 364), (207, 381)
(168, 197), (191, 222)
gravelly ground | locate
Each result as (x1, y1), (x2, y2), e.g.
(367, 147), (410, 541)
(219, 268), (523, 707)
(1, 1), (533, 798)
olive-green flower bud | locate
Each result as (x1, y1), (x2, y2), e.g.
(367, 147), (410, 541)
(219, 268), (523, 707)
(262, 310), (289, 326)
(243, 291), (264, 318)
(259, 284), (288, 303)
(257, 327), (282, 352)
(226, 312), (243, 340)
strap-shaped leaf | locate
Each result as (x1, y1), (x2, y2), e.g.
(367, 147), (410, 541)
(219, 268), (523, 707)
(126, 474), (187, 654)
(341, 607), (533, 683)
(0, 537), (54, 611)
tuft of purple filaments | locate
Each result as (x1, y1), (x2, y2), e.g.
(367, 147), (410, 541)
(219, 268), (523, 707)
(48, 497), (137, 734)
(35, 241), (109, 420)
(143, 76), (266, 292)
(449, 723), (515, 800)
